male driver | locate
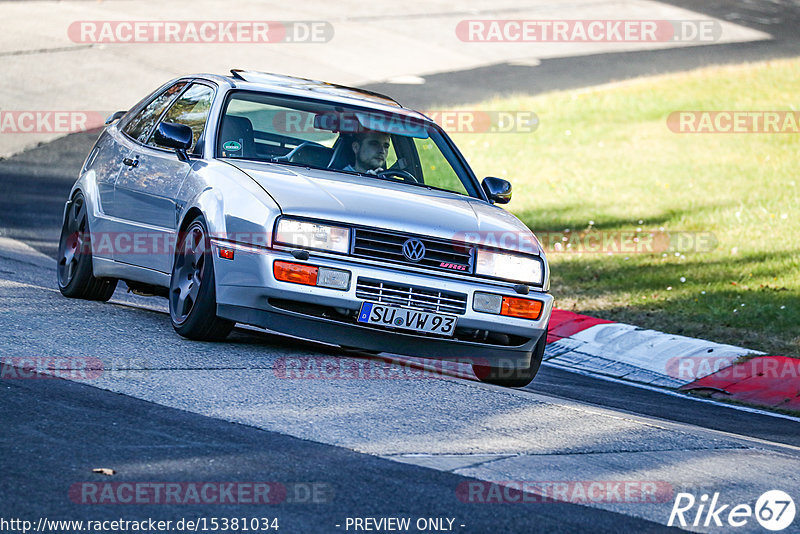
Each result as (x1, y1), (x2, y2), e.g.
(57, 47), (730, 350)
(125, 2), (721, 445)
(343, 130), (390, 173)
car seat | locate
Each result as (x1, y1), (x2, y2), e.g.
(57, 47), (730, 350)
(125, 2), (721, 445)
(219, 115), (256, 158)
(327, 134), (355, 169)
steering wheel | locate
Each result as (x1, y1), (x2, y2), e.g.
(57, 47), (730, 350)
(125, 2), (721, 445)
(378, 169), (420, 184)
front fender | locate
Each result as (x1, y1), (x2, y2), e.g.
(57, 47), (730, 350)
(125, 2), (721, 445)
(177, 159), (281, 245)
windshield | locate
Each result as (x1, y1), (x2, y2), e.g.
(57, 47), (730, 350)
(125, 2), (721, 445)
(216, 91), (480, 198)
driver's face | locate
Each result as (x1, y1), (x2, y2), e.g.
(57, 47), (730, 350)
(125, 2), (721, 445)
(353, 133), (390, 172)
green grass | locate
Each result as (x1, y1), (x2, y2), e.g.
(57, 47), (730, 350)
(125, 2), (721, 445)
(448, 58), (800, 357)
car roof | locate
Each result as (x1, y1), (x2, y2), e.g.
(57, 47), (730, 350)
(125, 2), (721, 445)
(189, 70), (430, 122)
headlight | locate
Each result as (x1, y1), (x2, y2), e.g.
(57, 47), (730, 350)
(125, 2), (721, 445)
(275, 219), (350, 254)
(475, 249), (543, 285)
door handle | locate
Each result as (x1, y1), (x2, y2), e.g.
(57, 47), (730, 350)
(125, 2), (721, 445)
(122, 157), (139, 168)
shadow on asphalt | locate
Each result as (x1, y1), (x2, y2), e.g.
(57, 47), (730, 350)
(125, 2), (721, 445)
(2, 373), (678, 532)
(0, 131), (101, 259)
(363, 0), (800, 108)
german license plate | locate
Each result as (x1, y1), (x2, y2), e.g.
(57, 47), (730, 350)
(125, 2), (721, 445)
(357, 302), (457, 336)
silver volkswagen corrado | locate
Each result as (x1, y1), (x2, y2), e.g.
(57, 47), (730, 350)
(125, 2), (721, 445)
(58, 70), (553, 387)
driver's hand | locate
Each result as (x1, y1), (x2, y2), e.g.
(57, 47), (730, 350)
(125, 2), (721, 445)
(365, 167), (384, 176)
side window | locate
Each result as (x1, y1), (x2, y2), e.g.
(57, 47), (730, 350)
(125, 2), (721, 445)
(122, 82), (187, 143)
(413, 138), (468, 195)
(148, 84), (214, 153)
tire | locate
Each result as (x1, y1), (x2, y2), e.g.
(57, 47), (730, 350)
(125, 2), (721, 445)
(57, 192), (117, 301)
(473, 329), (548, 388)
(169, 215), (234, 341)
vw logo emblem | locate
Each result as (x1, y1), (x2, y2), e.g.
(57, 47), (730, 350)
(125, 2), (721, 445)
(402, 238), (426, 262)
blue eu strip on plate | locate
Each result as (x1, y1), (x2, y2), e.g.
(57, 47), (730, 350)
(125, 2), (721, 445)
(358, 302), (373, 323)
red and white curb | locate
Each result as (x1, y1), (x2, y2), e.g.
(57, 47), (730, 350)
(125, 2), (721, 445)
(387, 308), (799, 413)
(546, 310), (799, 412)
(545, 310), (761, 388)
(679, 356), (800, 412)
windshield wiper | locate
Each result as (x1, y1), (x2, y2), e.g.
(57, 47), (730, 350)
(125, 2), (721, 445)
(319, 167), (467, 196)
(223, 155), (318, 170)
(263, 158), (317, 170)
(370, 174), (466, 196)
(228, 156), (466, 197)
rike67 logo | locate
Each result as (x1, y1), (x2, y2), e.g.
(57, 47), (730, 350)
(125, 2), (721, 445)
(668, 490), (796, 531)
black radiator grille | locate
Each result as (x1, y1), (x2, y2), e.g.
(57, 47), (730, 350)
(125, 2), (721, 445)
(355, 278), (468, 315)
(352, 228), (473, 274)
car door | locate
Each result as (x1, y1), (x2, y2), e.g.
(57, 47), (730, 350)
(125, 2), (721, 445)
(101, 81), (188, 254)
(82, 129), (130, 245)
(112, 82), (215, 273)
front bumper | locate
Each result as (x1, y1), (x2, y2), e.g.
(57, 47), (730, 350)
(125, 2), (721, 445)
(212, 242), (553, 368)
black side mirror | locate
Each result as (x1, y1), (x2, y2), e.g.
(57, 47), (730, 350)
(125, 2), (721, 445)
(481, 177), (512, 204)
(154, 122), (193, 162)
(104, 110), (127, 125)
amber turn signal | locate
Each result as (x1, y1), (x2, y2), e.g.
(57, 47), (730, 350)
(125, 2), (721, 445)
(273, 261), (318, 286)
(500, 296), (543, 320)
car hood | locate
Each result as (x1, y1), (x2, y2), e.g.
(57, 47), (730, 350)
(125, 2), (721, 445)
(230, 160), (542, 255)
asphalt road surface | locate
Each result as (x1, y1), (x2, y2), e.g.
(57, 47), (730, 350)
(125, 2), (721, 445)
(0, 137), (799, 532)
(2, 248), (800, 534)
